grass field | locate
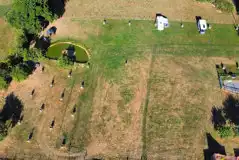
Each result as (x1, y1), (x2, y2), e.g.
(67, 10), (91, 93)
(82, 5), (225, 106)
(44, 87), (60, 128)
(63, 0), (236, 24)
(0, 19), (15, 60)
(2, 19), (239, 159)
(46, 42), (89, 63)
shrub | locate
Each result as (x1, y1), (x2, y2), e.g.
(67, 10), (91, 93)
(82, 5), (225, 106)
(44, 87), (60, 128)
(57, 55), (73, 68)
(218, 126), (234, 138)
(10, 65), (28, 82)
(0, 76), (7, 89)
(22, 48), (44, 61)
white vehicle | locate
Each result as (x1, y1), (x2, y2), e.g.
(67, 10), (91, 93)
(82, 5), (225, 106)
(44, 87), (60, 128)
(197, 19), (207, 34)
(155, 15), (169, 31)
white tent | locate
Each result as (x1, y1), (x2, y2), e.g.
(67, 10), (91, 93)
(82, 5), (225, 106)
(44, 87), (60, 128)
(197, 19), (207, 34)
(155, 16), (169, 31)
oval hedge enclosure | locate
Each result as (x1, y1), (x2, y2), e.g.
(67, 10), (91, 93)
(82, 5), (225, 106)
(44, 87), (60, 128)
(46, 42), (89, 63)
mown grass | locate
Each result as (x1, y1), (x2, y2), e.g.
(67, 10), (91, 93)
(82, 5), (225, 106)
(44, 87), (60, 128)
(46, 43), (89, 63)
(47, 20), (239, 157)
(68, 67), (98, 152)
(0, 19), (15, 60)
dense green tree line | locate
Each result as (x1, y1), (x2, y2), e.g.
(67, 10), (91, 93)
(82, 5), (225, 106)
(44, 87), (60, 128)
(6, 0), (56, 34)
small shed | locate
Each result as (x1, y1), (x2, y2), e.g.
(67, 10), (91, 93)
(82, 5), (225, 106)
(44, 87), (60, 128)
(155, 15), (169, 31)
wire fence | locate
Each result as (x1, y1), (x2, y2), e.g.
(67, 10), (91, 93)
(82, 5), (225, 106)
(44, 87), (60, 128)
(218, 72), (239, 93)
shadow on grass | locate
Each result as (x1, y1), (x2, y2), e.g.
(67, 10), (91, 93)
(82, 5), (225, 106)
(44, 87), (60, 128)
(233, 0), (239, 14)
(211, 106), (226, 129)
(211, 95), (239, 128)
(203, 133), (226, 160)
(0, 93), (24, 128)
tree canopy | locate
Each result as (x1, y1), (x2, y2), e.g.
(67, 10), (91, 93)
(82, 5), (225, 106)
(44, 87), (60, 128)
(6, 0), (56, 34)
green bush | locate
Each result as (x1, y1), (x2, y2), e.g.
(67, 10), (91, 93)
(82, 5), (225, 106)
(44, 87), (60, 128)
(0, 76), (7, 89)
(10, 65), (28, 82)
(23, 48), (44, 61)
(6, 0), (56, 34)
(218, 126), (234, 138)
(57, 55), (74, 68)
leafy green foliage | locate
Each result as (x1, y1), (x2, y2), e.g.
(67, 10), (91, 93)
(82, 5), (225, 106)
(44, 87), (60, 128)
(10, 65), (28, 82)
(0, 76), (7, 89)
(57, 55), (74, 68)
(23, 48), (44, 61)
(218, 125), (234, 138)
(6, 0), (56, 34)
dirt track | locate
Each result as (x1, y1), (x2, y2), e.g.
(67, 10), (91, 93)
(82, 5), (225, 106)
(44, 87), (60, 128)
(64, 0), (238, 24)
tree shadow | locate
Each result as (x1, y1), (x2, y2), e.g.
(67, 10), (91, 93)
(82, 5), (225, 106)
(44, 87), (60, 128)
(35, 36), (51, 52)
(211, 106), (226, 129)
(66, 45), (76, 62)
(48, 0), (67, 18)
(203, 133), (226, 160)
(211, 95), (239, 127)
(222, 94), (239, 125)
(0, 93), (24, 128)
(232, 0), (239, 14)
(234, 148), (239, 156)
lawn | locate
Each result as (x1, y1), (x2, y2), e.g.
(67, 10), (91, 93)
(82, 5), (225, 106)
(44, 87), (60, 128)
(64, 20), (239, 158)
(46, 42), (89, 63)
(3, 19), (239, 159)
(0, 18), (15, 60)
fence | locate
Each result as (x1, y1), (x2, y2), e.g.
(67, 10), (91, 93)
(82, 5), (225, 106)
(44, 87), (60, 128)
(217, 72), (239, 93)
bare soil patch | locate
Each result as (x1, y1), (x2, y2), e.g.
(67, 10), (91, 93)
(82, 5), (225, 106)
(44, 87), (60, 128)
(45, 18), (100, 40)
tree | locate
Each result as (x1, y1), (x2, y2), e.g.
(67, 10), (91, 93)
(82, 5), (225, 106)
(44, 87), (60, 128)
(6, 0), (56, 34)
(10, 65), (28, 82)
(57, 55), (73, 67)
(0, 76), (7, 89)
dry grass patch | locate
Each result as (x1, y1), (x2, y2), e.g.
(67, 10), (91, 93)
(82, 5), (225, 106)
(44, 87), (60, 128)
(86, 54), (151, 159)
(146, 55), (223, 159)
(64, 0), (235, 23)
